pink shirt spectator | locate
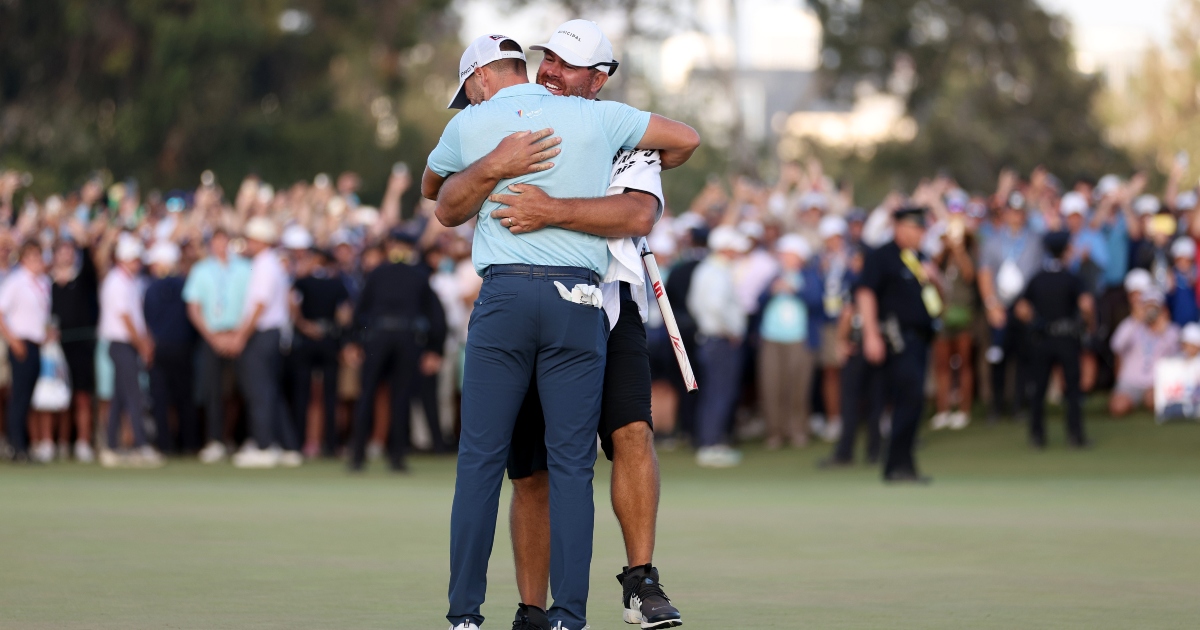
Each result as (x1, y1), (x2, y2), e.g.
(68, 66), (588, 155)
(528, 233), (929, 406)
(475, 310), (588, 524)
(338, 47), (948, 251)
(1111, 318), (1180, 391)
(99, 266), (146, 342)
(0, 266), (51, 344)
(243, 248), (290, 331)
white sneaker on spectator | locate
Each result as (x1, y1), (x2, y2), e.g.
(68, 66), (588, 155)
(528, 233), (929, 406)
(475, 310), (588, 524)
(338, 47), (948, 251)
(809, 413), (827, 437)
(33, 440), (55, 463)
(74, 440), (95, 464)
(449, 623), (480, 630)
(930, 412), (950, 430)
(99, 449), (123, 468)
(233, 446), (280, 469)
(823, 417), (842, 442)
(199, 441), (227, 464)
(696, 445), (742, 468)
(131, 446), (165, 468)
(948, 411), (970, 430)
(279, 450), (303, 467)
(367, 441), (384, 461)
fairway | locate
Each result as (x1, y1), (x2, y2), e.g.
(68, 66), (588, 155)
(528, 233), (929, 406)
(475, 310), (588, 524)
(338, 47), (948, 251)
(3, 412), (1199, 630)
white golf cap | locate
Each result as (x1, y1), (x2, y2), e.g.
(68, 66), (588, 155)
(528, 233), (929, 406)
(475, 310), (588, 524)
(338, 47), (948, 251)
(776, 233), (812, 260)
(531, 20), (618, 75)
(738, 220), (764, 240)
(448, 34), (526, 109)
(1182, 322), (1200, 347)
(1171, 237), (1196, 259)
(709, 225), (750, 254)
(1134, 194), (1161, 216)
(146, 241), (181, 267)
(818, 215), (848, 240)
(281, 224), (314, 250)
(244, 216), (279, 245)
(799, 191), (828, 210)
(1094, 174), (1121, 200)
(1061, 191), (1089, 217)
(1124, 268), (1152, 294)
(115, 233), (144, 262)
(1177, 190), (1199, 212)
(1141, 286), (1166, 305)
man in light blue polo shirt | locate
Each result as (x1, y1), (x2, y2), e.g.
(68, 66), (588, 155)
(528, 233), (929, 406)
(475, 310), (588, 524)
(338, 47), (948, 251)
(422, 34), (698, 630)
(183, 228), (252, 463)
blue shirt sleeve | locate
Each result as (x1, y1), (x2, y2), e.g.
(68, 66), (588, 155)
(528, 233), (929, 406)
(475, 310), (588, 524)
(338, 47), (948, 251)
(426, 113), (465, 177)
(181, 264), (203, 304)
(592, 100), (651, 154)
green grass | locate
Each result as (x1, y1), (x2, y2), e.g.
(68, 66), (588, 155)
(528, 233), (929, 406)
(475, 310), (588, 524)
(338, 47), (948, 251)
(2, 409), (1200, 629)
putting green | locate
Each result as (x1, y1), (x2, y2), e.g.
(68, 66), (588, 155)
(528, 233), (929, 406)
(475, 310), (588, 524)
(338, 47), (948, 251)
(2, 411), (1198, 629)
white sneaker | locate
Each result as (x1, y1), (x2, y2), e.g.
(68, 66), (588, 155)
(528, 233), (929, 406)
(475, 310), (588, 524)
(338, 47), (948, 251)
(74, 440), (95, 464)
(823, 417), (843, 442)
(696, 445), (742, 468)
(930, 412), (950, 430)
(99, 449), (123, 468)
(449, 623), (480, 630)
(199, 441), (227, 464)
(367, 441), (384, 461)
(131, 446), (165, 468)
(809, 413), (827, 436)
(32, 440), (55, 463)
(948, 411), (970, 430)
(278, 450), (303, 467)
(233, 446), (280, 469)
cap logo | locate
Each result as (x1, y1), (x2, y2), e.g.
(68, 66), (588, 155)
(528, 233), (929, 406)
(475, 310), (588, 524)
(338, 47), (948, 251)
(558, 29), (582, 42)
(459, 62), (478, 80)
(489, 35), (505, 40)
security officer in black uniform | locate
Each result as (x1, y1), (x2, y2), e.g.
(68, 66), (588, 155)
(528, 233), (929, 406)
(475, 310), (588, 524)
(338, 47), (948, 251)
(346, 230), (446, 472)
(857, 206), (940, 483)
(1014, 231), (1094, 449)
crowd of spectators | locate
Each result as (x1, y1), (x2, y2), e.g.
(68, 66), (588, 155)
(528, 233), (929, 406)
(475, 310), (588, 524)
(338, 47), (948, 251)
(0, 155), (1197, 468)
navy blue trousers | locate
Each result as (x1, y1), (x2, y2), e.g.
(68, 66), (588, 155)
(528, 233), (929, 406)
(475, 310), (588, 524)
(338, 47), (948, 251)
(695, 337), (743, 448)
(6, 342), (40, 455)
(448, 267), (607, 630)
(882, 332), (929, 477)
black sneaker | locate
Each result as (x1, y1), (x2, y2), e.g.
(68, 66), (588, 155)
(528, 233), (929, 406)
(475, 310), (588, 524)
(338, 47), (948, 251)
(618, 564), (682, 629)
(512, 603), (550, 630)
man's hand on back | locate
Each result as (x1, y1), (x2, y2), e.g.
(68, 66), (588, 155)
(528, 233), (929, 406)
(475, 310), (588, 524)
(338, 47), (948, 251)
(483, 128), (562, 180)
(489, 184), (555, 235)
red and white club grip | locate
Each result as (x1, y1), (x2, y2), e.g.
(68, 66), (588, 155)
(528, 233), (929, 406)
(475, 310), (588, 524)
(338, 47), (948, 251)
(641, 251), (698, 392)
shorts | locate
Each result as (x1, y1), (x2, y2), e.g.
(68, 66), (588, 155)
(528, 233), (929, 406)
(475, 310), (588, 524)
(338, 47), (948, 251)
(507, 288), (653, 479)
(62, 339), (97, 394)
(818, 323), (841, 368)
(1114, 383), (1150, 403)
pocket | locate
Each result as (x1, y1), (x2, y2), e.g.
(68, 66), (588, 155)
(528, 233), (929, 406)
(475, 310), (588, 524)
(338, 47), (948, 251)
(474, 291), (517, 308)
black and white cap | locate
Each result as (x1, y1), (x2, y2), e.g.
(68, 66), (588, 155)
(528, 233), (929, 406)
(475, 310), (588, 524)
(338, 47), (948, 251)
(531, 19), (618, 76)
(448, 34), (526, 109)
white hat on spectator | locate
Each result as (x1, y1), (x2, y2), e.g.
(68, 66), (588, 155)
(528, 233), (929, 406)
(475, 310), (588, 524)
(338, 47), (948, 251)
(1183, 323), (1200, 347)
(1061, 191), (1089, 216)
(1177, 190), (1199, 212)
(115, 233), (144, 262)
(281, 224), (314, 250)
(799, 191), (828, 210)
(776, 233), (812, 260)
(1134, 194), (1161, 216)
(1171, 237), (1196, 259)
(146, 241), (181, 267)
(672, 211), (707, 237)
(244, 216), (279, 245)
(738, 220), (764, 240)
(1094, 174), (1121, 200)
(1141, 286), (1166, 305)
(709, 225), (750, 254)
(1124, 268), (1152, 294)
(330, 229), (354, 247)
(647, 222), (677, 258)
(818, 215), (848, 240)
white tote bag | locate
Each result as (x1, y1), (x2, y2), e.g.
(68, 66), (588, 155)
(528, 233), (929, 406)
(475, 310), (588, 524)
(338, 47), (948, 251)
(32, 340), (72, 412)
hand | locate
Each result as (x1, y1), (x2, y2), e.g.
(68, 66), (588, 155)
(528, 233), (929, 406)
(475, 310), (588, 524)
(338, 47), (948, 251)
(482, 129), (561, 180)
(1014, 299), (1034, 323)
(986, 305), (1007, 329)
(863, 331), (886, 365)
(139, 338), (155, 367)
(342, 344), (363, 368)
(489, 184), (554, 235)
(420, 351), (442, 376)
(9, 338), (26, 362)
(297, 320), (323, 340)
(771, 278), (791, 295)
(836, 339), (852, 364)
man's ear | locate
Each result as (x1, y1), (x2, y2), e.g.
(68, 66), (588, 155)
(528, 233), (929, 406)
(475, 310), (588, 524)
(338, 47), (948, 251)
(590, 71), (609, 96)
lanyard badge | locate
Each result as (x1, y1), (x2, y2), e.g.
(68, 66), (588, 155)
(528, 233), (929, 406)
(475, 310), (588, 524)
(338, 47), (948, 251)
(900, 248), (943, 317)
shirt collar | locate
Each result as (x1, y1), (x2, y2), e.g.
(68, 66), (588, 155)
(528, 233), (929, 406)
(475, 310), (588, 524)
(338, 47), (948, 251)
(490, 83), (550, 100)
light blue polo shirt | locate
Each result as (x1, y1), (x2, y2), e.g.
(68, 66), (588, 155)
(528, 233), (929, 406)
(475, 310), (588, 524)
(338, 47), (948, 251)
(427, 83), (651, 276)
(182, 254), (253, 332)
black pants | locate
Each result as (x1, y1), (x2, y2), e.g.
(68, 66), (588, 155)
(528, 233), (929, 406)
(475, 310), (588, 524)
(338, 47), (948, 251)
(291, 335), (341, 455)
(108, 342), (148, 450)
(413, 367), (449, 453)
(238, 329), (297, 451)
(832, 351), (884, 463)
(1029, 336), (1086, 444)
(150, 341), (197, 453)
(991, 312), (1033, 416)
(882, 332), (929, 478)
(197, 339), (237, 443)
(349, 328), (417, 467)
(6, 342), (40, 455)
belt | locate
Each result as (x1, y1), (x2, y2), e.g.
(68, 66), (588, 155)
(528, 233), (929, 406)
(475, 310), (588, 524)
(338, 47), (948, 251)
(485, 264), (600, 286)
(374, 316), (415, 332)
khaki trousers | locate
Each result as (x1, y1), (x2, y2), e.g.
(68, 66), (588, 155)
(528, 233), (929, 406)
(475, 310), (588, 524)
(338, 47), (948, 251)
(758, 340), (815, 446)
